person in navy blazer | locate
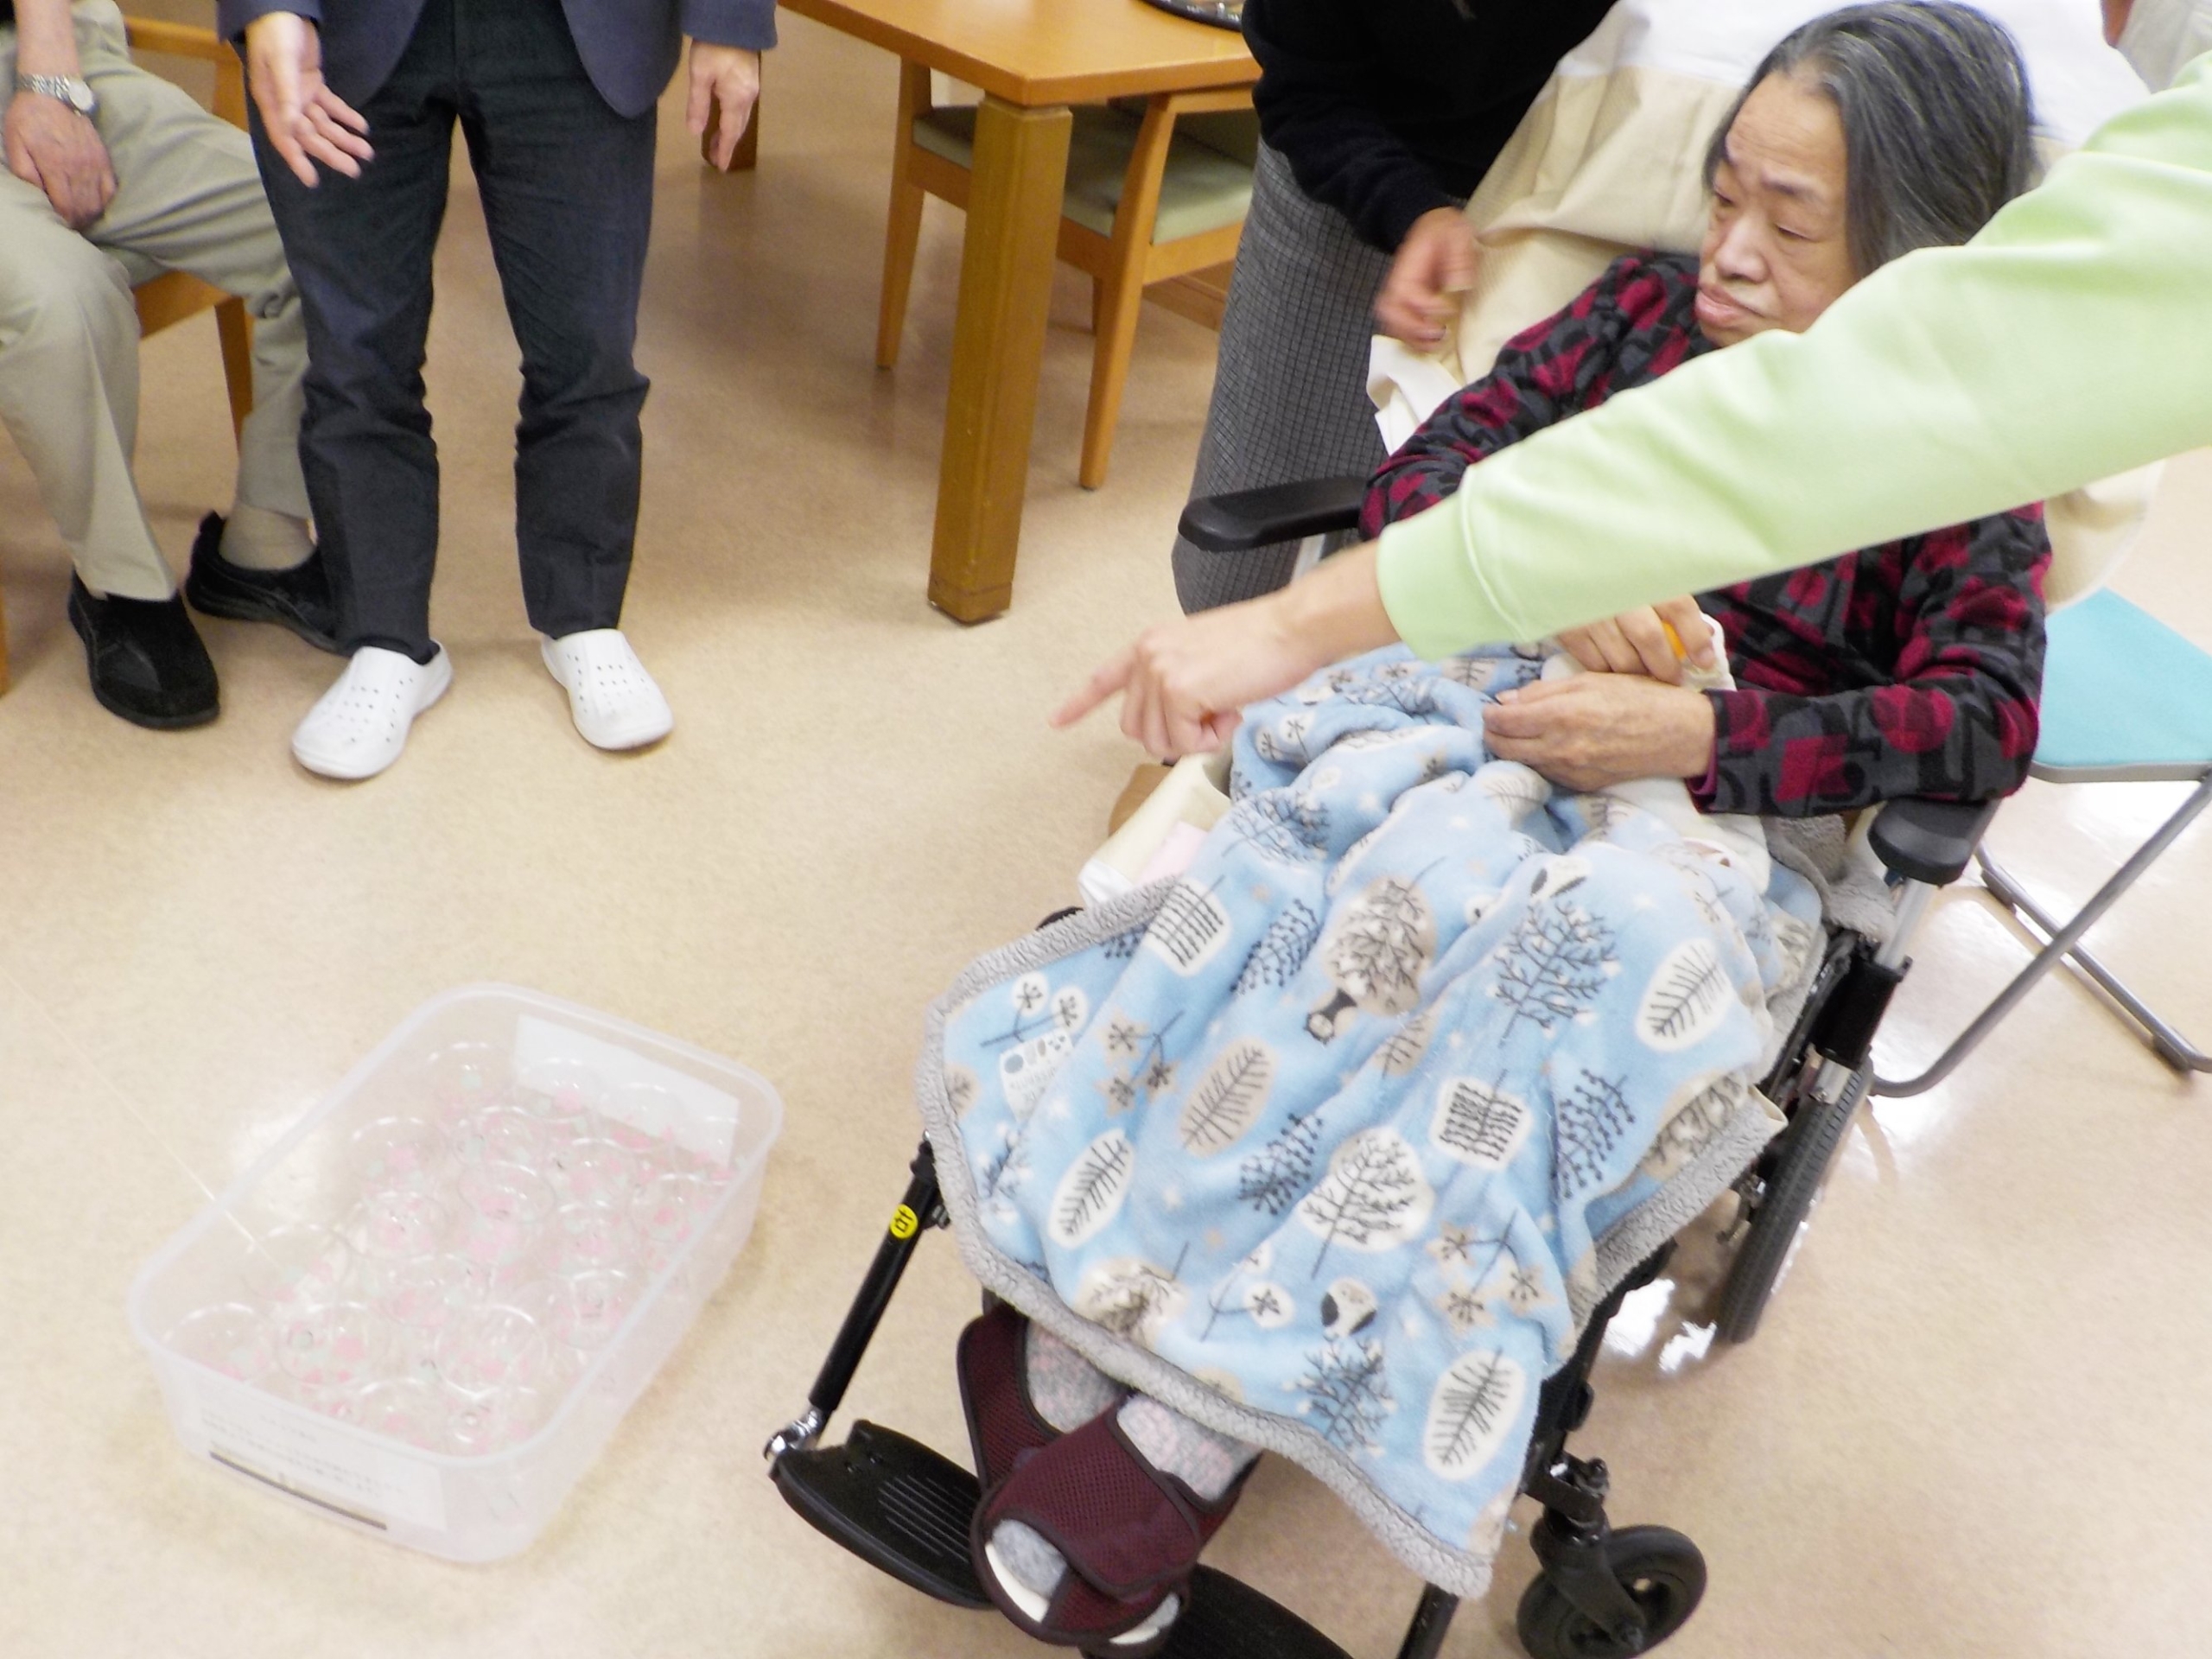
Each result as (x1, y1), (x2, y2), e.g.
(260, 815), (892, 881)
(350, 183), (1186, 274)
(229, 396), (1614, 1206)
(221, 0), (772, 779)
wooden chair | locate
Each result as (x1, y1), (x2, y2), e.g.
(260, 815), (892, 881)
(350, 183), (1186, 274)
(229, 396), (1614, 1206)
(0, 17), (254, 696)
(875, 67), (1255, 490)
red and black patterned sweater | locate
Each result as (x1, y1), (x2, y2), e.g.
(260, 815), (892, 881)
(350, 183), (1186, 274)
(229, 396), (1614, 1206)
(1361, 252), (2050, 818)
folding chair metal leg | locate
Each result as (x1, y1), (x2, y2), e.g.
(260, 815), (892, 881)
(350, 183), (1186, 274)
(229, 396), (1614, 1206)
(1979, 842), (2210, 1072)
(1874, 772), (2212, 1096)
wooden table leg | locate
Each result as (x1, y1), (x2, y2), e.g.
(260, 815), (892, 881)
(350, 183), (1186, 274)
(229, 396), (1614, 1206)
(927, 95), (1071, 622)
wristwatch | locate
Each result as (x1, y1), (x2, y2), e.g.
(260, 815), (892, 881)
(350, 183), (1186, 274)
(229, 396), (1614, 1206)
(14, 73), (99, 118)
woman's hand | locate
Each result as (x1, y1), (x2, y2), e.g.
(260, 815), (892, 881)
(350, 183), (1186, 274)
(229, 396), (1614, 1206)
(245, 12), (372, 187)
(1052, 543), (1400, 758)
(1554, 596), (1716, 683)
(1484, 673), (1716, 792)
(686, 41), (762, 170)
(1375, 207), (1480, 348)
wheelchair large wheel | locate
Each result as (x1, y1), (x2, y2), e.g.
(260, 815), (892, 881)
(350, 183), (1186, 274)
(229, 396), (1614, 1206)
(1515, 1525), (1706, 1659)
(1714, 1065), (1869, 1344)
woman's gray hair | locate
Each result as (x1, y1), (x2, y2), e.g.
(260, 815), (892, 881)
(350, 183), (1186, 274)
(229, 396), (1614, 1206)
(1704, 2), (2037, 274)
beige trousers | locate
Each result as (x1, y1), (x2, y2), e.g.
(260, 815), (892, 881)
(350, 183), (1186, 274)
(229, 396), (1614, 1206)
(0, 0), (307, 601)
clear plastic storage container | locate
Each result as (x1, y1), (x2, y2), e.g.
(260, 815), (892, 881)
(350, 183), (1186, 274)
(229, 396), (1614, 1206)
(128, 984), (783, 1561)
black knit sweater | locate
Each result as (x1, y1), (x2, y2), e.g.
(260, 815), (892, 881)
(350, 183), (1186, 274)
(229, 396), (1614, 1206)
(1244, 0), (1616, 251)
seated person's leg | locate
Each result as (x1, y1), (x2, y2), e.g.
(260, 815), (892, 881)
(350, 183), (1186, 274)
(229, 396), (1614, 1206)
(0, 183), (217, 726)
(63, 10), (334, 645)
(974, 1306), (1258, 1643)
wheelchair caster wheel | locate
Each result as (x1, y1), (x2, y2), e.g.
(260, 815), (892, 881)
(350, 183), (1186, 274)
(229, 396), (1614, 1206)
(1514, 1525), (1705, 1658)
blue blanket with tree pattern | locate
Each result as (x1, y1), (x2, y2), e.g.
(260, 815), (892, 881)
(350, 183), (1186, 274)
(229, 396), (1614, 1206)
(917, 645), (1823, 1595)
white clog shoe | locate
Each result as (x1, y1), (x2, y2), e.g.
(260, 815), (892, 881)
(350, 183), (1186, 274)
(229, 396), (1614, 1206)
(291, 645), (452, 780)
(539, 629), (673, 751)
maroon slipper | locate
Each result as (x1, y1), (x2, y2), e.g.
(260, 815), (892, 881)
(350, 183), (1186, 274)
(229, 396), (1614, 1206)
(957, 1300), (1068, 1488)
(969, 1408), (1252, 1656)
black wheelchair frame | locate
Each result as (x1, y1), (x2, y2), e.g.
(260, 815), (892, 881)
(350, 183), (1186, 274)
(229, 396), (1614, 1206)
(766, 1135), (1703, 1659)
(761, 480), (1994, 1657)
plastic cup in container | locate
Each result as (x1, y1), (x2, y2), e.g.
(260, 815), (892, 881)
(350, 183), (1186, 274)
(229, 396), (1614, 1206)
(239, 1221), (353, 1310)
(509, 1059), (602, 1135)
(630, 1172), (710, 1272)
(388, 1325), (446, 1391)
(425, 1042), (512, 1117)
(276, 1300), (392, 1391)
(431, 1248), (532, 1316)
(456, 1164), (555, 1270)
(550, 1267), (640, 1351)
(353, 1378), (448, 1451)
(441, 1389), (506, 1455)
(450, 1107), (546, 1172)
(442, 1382), (553, 1456)
(353, 1188), (452, 1262)
(435, 1304), (551, 1397)
(166, 1303), (276, 1381)
(346, 1116), (448, 1191)
(542, 1137), (637, 1208)
(546, 1200), (639, 1276)
(367, 1250), (461, 1330)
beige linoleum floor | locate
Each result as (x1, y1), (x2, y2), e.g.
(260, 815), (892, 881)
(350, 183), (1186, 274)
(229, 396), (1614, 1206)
(3, 15), (2210, 1658)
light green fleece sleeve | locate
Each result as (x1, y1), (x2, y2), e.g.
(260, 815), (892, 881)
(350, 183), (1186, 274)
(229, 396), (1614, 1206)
(1376, 53), (2212, 658)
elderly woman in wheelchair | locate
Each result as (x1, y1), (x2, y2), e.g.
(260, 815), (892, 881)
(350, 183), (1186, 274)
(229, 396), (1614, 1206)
(772, 9), (2051, 1659)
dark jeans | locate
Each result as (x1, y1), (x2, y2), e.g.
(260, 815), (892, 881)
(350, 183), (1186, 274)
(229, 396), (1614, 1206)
(253, 0), (656, 658)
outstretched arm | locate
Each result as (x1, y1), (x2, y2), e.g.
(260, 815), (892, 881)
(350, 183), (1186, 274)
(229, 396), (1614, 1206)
(1058, 55), (2212, 753)
(1376, 55), (2212, 657)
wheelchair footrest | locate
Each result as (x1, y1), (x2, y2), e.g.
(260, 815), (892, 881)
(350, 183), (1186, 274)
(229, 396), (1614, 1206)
(1156, 1567), (1356, 1659)
(770, 1421), (990, 1610)
(772, 1422), (1355, 1657)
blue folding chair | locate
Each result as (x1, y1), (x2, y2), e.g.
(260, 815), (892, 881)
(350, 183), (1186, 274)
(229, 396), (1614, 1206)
(1878, 587), (2212, 1092)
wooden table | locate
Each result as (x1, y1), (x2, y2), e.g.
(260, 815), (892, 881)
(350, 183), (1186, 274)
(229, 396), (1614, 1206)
(774, 0), (1257, 620)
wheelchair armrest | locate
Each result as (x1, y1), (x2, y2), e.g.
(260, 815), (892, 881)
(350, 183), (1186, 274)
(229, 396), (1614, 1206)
(1177, 475), (1369, 553)
(1866, 797), (2000, 887)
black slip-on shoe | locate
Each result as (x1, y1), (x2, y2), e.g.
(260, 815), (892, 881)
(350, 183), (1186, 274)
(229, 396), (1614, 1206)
(183, 512), (341, 653)
(67, 575), (220, 729)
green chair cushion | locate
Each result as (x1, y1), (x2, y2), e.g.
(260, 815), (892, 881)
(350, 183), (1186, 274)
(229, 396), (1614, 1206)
(2033, 588), (2212, 780)
(913, 105), (1256, 245)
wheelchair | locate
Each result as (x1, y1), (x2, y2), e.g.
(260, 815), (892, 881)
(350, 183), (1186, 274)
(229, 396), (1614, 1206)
(764, 478), (1999, 1658)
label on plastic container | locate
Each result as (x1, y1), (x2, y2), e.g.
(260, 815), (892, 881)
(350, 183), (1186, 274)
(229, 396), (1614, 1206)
(181, 1376), (448, 1532)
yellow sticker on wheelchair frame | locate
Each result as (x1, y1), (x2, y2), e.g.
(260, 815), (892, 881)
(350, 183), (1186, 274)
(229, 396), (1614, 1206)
(888, 1204), (920, 1239)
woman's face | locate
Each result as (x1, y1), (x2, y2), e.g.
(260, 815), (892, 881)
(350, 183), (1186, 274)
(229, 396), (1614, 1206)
(1696, 72), (1858, 345)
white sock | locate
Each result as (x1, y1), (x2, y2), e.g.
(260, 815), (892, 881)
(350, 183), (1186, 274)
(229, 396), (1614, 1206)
(221, 503), (313, 571)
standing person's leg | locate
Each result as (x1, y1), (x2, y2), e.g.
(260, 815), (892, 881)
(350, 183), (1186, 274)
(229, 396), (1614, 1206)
(251, 0), (461, 778)
(456, 0), (670, 751)
(1169, 143), (1395, 613)
(60, 0), (332, 647)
